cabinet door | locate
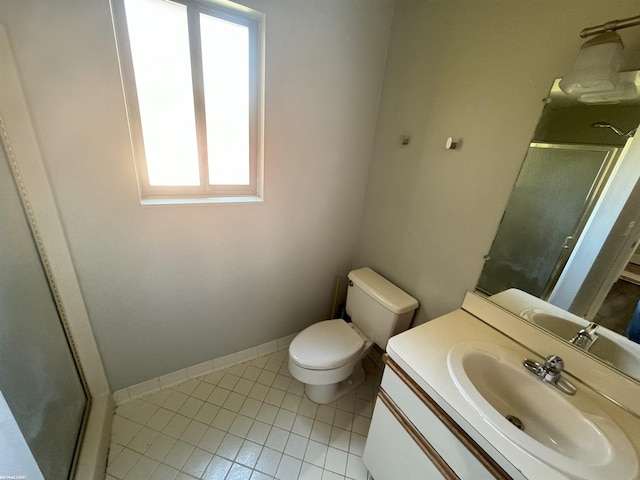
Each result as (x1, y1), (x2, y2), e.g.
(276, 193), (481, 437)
(363, 397), (448, 480)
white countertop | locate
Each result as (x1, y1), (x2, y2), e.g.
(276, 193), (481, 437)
(386, 308), (640, 480)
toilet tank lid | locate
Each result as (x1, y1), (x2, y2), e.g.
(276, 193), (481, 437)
(348, 268), (419, 314)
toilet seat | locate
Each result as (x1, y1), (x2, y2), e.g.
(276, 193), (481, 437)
(289, 319), (365, 370)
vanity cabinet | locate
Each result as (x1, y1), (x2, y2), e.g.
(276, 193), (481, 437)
(363, 355), (518, 480)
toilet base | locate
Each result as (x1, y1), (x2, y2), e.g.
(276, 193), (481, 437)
(304, 362), (366, 404)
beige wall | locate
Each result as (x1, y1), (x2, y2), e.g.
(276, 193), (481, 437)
(354, 0), (640, 325)
(0, 0), (394, 390)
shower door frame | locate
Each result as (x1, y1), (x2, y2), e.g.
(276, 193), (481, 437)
(0, 23), (112, 479)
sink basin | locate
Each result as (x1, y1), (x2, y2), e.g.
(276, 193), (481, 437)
(521, 309), (640, 379)
(448, 341), (638, 480)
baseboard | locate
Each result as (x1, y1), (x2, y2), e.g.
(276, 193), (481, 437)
(112, 333), (297, 405)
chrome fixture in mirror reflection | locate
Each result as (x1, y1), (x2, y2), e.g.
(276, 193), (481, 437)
(591, 121), (638, 138)
(477, 71), (640, 384)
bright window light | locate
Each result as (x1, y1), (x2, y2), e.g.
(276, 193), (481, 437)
(123, 0), (200, 186)
(114, 0), (264, 202)
(201, 14), (250, 186)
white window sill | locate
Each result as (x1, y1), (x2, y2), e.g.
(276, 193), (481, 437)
(140, 195), (264, 206)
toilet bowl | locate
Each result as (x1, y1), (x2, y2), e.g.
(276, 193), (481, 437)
(289, 319), (373, 404)
(288, 268), (418, 404)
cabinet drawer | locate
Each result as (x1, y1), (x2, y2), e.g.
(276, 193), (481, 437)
(363, 395), (449, 480)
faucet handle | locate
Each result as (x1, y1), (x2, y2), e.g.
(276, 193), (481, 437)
(543, 355), (564, 376)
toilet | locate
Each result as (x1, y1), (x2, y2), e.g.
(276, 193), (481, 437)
(289, 267), (419, 404)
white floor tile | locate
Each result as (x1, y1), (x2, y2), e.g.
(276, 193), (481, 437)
(163, 440), (195, 470)
(310, 421), (332, 444)
(175, 379), (200, 396)
(248, 383), (270, 402)
(163, 391), (189, 412)
(256, 403), (278, 424)
(264, 388), (286, 407)
(146, 408), (175, 431)
(272, 374), (292, 392)
(255, 447), (282, 476)
(224, 392), (248, 413)
(291, 415), (313, 437)
(178, 397), (204, 418)
(299, 462), (324, 480)
(194, 402), (221, 425)
(325, 447), (348, 475)
(239, 397), (262, 418)
(281, 393), (302, 413)
(198, 427), (226, 454)
(235, 440), (263, 468)
(265, 426), (289, 452)
(257, 370), (277, 386)
(108, 443), (124, 465)
(303, 440), (327, 468)
(216, 433), (244, 460)
(191, 382), (215, 401)
(348, 433), (366, 456)
(284, 433), (309, 460)
(229, 414), (255, 437)
(182, 447), (213, 478)
(234, 378), (255, 396)
(112, 419), (142, 446)
(315, 405), (335, 425)
(130, 402), (160, 424)
(145, 433), (176, 462)
(149, 463), (179, 480)
(227, 462), (254, 480)
(298, 399), (318, 419)
(321, 470), (344, 480)
(274, 408), (296, 430)
(250, 471), (275, 480)
(110, 349), (381, 480)
(208, 387), (232, 407)
(202, 371), (225, 386)
(123, 456), (159, 480)
(180, 420), (208, 446)
(128, 426), (160, 454)
(275, 454), (302, 479)
(242, 365), (262, 381)
(211, 408), (237, 431)
(202, 455), (233, 480)
(329, 428), (350, 452)
(163, 414), (191, 438)
(219, 373), (241, 391)
(107, 447), (141, 479)
(346, 453), (368, 480)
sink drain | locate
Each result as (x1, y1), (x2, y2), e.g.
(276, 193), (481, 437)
(506, 415), (524, 431)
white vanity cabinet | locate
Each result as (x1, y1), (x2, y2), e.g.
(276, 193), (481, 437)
(363, 355), (519, 480)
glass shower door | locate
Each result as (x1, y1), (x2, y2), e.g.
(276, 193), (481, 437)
(477, 142), (618, 298)
(0, 138), (88, 478)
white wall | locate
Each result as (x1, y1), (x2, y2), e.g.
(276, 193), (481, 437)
(353, 0), (640, 325)
(0, 0), (394, 390)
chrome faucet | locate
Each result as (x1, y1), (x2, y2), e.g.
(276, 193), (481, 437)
(523, 355), (577, 395)
(569, 323), (599, 351)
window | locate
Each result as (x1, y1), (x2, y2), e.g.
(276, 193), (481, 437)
(112, 0), (264, 203)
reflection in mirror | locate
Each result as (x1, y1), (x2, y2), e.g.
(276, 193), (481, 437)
(477, 72), (640, 383)
(490, 289), (640, 381)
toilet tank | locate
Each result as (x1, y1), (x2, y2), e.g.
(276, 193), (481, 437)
(346, 268), (419, 349)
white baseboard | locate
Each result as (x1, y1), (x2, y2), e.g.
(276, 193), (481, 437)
(113, 333), (297, 405)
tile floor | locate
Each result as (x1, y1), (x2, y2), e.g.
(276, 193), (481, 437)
(106, 349), (381, 480)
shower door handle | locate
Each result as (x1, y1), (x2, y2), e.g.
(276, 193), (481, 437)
(562, 236), (574, 249)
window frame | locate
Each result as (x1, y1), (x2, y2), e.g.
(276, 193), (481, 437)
(111, 0), (265, 204)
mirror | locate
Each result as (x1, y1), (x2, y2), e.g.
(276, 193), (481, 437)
(478, 72), (640, 382)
